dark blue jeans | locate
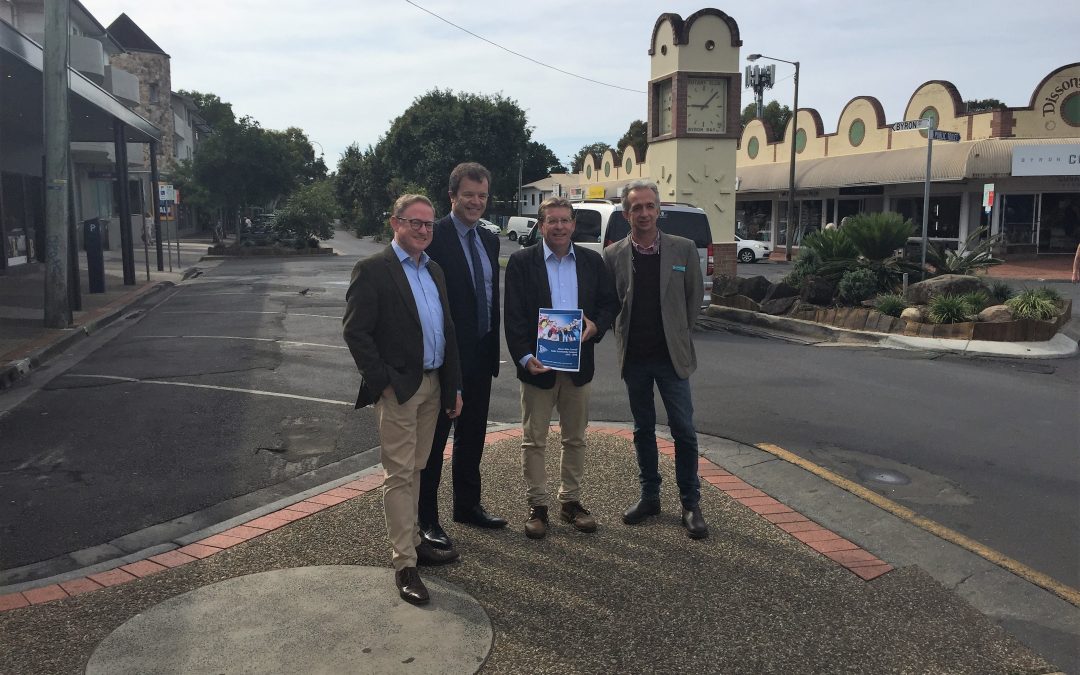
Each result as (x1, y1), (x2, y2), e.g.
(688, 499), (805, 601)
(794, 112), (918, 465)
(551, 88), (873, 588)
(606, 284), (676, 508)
(622, 359), (700, 509)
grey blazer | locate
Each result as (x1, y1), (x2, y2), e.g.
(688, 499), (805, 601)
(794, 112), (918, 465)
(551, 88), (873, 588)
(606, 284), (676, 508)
(602, 231), (704, 379)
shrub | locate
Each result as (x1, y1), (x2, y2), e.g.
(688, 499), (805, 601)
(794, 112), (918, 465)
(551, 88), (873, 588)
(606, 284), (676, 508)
(1032, 286), (1062, 303)
(801, 228), (857, 261)
(927, 293), (973, 324)
(273, 180), (339, 242)
(875, 293), (908, 317)
(925, 226), (1004, 275)
(1007, 290), (1059, 321)
(782, 247), (822, 288)
(958, 290), (991, 315)
(989, 280), (1014, 304)
(837, 267), (880, 305)
(818, 212), (921, 289)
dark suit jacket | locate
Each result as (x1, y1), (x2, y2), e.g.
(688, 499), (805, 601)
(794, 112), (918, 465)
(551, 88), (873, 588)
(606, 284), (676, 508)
(425, 215), (501, 378)
(503, 242), (618, 388)
(342, 245), (461, 409)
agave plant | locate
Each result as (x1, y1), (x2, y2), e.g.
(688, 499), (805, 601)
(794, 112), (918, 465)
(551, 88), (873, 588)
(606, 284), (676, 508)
(925, 226), (1004, 275)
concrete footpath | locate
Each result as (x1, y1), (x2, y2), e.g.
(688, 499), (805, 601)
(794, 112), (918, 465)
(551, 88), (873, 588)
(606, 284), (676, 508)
(0, 426), (1071, 674)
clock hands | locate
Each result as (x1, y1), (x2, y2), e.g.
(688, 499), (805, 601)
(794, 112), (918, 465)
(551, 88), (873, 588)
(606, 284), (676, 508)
(690, 91), (720, 109)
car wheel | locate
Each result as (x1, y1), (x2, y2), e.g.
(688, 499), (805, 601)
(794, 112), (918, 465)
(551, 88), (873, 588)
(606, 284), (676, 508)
(508, 231), (517, 241)
(738, 249), (756, 263)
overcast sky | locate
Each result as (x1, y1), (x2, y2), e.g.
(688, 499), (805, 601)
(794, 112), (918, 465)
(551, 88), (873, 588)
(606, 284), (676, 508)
(86, 0), (1077, 171)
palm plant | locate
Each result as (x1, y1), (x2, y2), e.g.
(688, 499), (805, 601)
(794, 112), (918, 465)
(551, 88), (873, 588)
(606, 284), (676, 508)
(818, 212), (921, 290)
(925, 226), (1004, 275)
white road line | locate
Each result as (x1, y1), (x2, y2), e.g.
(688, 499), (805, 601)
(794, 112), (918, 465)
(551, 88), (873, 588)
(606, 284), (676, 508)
(62, 374), (353, 406)
(162, 311), (341, 319)
(133, 335), (348, 350)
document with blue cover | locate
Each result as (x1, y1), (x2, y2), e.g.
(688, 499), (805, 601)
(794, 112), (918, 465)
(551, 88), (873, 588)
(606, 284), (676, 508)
(536, 308), (583, 372)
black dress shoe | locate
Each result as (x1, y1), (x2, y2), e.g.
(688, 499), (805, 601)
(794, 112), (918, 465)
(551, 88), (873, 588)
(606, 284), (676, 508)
(395, 566), (429, 605)
(622, 498), (661, 525)
(420, 522), (453, 550)
(453, 504), (508, 529)
(681, 506), (709, 540)
(416, 539), (460, 566)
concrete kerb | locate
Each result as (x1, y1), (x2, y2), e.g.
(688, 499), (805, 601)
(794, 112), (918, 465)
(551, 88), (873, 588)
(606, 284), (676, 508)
(701, 305), (1079, 359)
(0, 281), (175, 390)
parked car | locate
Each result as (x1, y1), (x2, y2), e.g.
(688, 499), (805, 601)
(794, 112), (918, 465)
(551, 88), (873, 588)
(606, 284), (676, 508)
(505, 216), (537, 241)
(477, 218), (501, 236)
(735, 235), (771, 263)
(518, 222), (540, 247)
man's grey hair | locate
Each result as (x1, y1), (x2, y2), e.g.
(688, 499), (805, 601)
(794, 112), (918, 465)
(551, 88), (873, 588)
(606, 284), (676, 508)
(621, 180), (660, 211)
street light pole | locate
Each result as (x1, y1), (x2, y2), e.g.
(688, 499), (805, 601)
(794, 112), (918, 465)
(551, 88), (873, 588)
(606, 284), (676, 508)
(748, 53), (800, 261)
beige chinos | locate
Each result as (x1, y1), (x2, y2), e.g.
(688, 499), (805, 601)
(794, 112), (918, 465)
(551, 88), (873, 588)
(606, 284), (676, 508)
(375, 370), (441, 571)
(520, 371), (591, 507)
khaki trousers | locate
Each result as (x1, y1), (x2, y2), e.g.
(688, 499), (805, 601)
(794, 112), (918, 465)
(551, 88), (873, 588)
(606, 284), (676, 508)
(520, 372), (590, 507)
(375, 371), (440, 571)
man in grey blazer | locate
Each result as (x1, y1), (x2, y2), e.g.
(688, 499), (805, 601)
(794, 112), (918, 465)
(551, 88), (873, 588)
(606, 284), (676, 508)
(343, 194), (463, 605)
(602, 180), (708, 539)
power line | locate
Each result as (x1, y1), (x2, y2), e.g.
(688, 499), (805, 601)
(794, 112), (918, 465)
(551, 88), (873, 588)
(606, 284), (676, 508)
(404, 0), (646, 94)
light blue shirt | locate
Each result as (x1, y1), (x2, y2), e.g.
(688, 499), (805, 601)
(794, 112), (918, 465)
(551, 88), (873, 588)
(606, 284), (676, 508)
(520, 241), (579, 367)
(451, 213), (493, 334)
(391, 240), (445, 370)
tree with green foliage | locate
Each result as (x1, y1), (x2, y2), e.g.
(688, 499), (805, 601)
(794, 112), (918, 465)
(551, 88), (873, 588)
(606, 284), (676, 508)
(741, 100), (792, 138)
(616, 120), (648, 160)
(523, 140), (567, 183)
(177, 90), (235, 130)
(335, 143), (390, 236)
(964, 98), (1006, 113)
(571, 142), (612, 174)
(273, 179), (339, 244)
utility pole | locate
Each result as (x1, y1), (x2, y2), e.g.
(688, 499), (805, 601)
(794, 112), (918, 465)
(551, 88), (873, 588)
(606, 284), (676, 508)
(43, 0), (71, 328)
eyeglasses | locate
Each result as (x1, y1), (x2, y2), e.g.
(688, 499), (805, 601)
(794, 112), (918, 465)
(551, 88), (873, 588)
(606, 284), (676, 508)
(395, 216), (435, 230)
(543, 217), (573, 225)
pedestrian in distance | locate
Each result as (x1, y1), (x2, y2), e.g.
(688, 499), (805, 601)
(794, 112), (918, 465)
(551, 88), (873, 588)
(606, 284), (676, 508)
(1071, 242), (1079, 283)
(602, 179), (709, 539)
(503, 197), (618, 539)
(418, 162), (508, 552)
(343, 194), (463, 606)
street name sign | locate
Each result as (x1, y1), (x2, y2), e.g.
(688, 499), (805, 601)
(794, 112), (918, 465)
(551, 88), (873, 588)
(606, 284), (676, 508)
(931, 130), (961, 142)
(891, 118), (931, 132)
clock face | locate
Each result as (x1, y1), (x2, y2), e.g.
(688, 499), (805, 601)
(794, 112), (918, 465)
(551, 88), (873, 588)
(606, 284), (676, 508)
(686, 77), (727, 134)
(656, 79), (673, 135)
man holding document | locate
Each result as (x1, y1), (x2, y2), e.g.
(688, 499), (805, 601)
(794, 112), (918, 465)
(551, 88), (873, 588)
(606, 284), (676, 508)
(504, 197), (619, 539)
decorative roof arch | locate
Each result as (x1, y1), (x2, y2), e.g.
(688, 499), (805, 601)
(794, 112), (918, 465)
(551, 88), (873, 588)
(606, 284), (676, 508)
(648, 9), (741, 55)
(904, 79), (965, 119)
(837, 95), (887, 129)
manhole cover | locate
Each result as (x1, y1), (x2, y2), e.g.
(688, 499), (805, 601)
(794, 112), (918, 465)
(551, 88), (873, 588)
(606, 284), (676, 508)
(857, 467), (911, 485)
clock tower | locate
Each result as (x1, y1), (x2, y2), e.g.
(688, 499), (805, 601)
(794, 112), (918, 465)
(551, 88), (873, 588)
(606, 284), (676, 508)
(647, 9), (741, 278)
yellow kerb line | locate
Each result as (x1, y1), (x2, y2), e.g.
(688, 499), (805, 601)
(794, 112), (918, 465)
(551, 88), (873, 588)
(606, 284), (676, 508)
(755, 442), (1080, 608)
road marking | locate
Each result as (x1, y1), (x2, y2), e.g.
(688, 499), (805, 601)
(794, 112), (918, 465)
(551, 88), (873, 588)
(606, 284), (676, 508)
(161, 311), (341, 320)
(62, 374), (352, 406)
(133, 335), (348, 350)
(755, 442), (1080, 608)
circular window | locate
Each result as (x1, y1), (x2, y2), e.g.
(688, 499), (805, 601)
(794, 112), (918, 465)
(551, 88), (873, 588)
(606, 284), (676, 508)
(585, 165), (592, 179)
(795, 128), (807, 154)
(919, 106), (939, 138)
(747, 136), (760, 159)
(660, 45), (667, 55)
(625, 157), (633, 173)
(604, 161), (611, 178)
(705, 40), (715, 51)
(849, 118), (865, 147)
(1062, 92), (1080, 127)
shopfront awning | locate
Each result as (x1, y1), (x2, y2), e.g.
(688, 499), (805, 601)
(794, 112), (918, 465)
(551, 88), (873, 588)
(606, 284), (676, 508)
(736, 138), (1080, 193)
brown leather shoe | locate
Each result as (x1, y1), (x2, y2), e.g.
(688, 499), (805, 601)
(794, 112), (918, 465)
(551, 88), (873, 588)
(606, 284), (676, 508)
(524, 505), (548, 539)
(560, 501), (597, 533)
(416, 539), (460, 566)
(395, 566), (429, 605)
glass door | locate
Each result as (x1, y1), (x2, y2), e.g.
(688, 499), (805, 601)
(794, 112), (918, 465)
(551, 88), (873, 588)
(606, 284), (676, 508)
(1000, 194), (1037, 251)
(1037, 193), (1080, 254)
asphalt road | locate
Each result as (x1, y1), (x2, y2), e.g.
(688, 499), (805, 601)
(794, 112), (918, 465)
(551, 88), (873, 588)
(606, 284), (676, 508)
(1, 231), (1076, 597)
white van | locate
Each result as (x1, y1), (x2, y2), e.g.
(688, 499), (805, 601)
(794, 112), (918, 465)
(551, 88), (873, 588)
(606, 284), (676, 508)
(505, 216), (537, 241)
(570, 201), (714, 289)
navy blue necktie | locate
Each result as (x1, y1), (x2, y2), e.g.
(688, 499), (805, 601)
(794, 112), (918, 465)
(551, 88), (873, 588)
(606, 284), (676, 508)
(466, 228), (489, 335)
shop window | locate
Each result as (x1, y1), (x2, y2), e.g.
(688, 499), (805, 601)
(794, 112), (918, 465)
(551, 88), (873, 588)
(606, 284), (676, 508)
(893, 196), (961, 239)
(1038, 193), (1080, 253)
(735, 200), (771, 241)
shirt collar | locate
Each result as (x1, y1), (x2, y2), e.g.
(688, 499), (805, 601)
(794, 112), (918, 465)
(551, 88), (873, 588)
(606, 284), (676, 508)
(542, 239), (575, 262)
(391, 239), (429, 267)
(631, 231), (660, 255)
(450, 212), (476, 237)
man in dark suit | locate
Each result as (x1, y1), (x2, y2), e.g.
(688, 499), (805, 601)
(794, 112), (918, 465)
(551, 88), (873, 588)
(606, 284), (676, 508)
(419, 162), (507, 550)
(504, 197), (618, 539)
(343, 194), (462, 605)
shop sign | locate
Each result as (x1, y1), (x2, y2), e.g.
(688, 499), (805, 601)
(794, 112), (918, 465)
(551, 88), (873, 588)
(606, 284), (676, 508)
(586, 186), (606, 199)
(1040, 75), (1080, 131)
(1012, 144), (1080, 177)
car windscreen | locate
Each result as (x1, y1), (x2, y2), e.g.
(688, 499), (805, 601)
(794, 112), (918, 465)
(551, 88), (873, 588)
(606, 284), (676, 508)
(606, 210), (712, 248)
